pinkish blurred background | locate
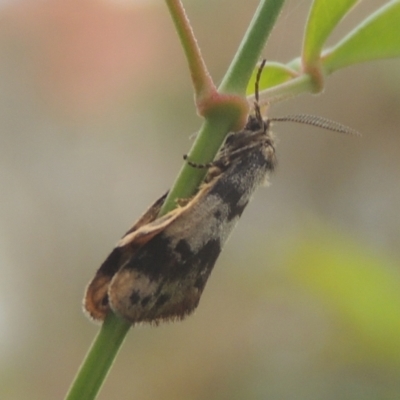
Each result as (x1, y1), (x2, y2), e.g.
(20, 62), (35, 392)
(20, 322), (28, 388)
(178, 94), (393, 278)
(0, 1), (400, 399)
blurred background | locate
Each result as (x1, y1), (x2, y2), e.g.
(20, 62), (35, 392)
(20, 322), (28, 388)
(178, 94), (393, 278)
(0, 0), (399, 399)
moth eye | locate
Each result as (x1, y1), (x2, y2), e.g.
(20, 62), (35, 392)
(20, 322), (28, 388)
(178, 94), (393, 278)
(251, 119), (264, 132)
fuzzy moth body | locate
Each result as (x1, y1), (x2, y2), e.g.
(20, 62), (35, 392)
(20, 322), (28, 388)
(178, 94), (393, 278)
(84, 113), (276, 324)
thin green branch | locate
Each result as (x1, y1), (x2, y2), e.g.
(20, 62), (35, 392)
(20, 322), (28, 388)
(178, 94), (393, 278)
(65, 314), (130, 400)
(165, 0), (216, 103)
(219, 0), (285, 95)
(256, 74), (314, 105)
(160, 111), (241, 214)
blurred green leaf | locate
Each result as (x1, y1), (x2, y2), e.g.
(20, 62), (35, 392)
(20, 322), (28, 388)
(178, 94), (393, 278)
(246, 62), (298, 95)
(288, 228), (400, 364)
(302, 0), (360, 68)
(323, 1), (400, 73)
(247, 1), (400, 104)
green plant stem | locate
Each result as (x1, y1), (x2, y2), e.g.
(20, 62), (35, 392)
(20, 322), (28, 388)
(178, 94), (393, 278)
(161, 0), (285, 215)
(165, 0), (215, 102)
(64, 1), (286, 399)
(160, 112), (240, 214)
(65, 314), (130, 400)
(219, 0), (285, 95)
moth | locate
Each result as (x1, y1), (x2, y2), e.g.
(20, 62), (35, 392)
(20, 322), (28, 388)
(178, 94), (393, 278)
(84, 60), (358, 324)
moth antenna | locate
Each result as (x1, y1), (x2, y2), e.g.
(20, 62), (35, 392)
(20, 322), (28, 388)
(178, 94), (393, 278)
(255, 59), (266, 104)
(183, 154), (214, 169)
(270, 114), (361, 137)
(254, 59), (267, 125)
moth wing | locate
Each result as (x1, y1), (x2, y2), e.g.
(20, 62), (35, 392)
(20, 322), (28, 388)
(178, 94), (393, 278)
(108, 185), (224, 324)
(83, 192), (183, 321)
(108, 266), (203, 325)
(122, 193), (166, 231)
(83, 247), (127, 321)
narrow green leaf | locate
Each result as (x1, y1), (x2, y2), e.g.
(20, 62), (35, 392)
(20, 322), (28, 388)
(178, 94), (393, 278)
(303, 0), (360, 68)
(323, 1), (400, 73)
(246, 62), (298, 95)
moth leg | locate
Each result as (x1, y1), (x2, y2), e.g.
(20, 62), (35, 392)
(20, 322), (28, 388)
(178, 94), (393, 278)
(183, 154), (214, 169)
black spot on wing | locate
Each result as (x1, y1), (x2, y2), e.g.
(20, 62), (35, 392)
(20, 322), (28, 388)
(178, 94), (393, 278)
(227, 199), (249, 221)
(210, 148), (274, 222)
(175, 239), (193, 260)
(120, 233), (207, 285)
(191, 239), (222, 292)
(140, 296), (151, 307)
(101, 294), (109, 307)
(130, 290), (141, 305)
(214, 210), (222, 219)
(98, 247), (124, 277)
(155, 293), (171, 307)
(196, 238), (221, 266)
(209, 170), (248, 222)
(117, 214), (223, 301)
(211, 177), (243, 216)
(123, 234), (174, 279)
(171, 238), (222, 288)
